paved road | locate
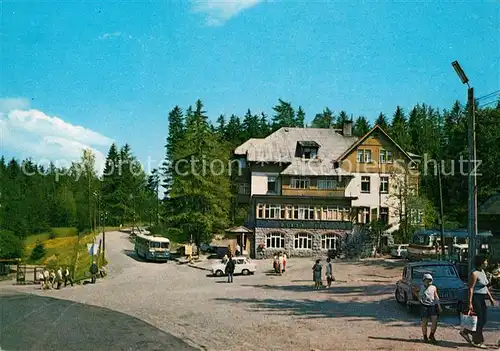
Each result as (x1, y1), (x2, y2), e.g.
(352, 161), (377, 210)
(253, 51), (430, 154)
(0, 292), (198, 351)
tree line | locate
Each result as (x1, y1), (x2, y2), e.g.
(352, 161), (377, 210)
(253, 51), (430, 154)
(1, 98), (499, 255)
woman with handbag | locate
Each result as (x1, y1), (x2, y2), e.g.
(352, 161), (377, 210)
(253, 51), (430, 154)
(459, 255), (496, 349)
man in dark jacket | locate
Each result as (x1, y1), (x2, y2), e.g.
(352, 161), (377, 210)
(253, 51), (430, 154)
(90, 262), (98, 283)
(225, 256), (235, 283)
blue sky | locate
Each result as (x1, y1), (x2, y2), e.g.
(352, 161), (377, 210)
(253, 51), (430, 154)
(1, 0), (498, 173)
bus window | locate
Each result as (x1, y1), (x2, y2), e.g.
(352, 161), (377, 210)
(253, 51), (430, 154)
(160, 242), (169, 249)
(413, 235), (430, 245)
(150, 241), (161, 248)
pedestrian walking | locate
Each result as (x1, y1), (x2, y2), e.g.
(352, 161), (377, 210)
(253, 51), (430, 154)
(278, 252), (284, 275)
(225, 254), (235, 283)
(282, 252), (287, 272)
(235, 243), (241, 256)
(312, 259), (322, 289)
(418, 273), (442, 343)
(90, 262), (98, 283)
(325, 258), (335, 287)
(459, 255), (496, 349)
(43, 268), (50, 289)
(56, 267), (63, 289)
(63, 266), (73, 287)
(49, 270), (56, 288)
(38, 271), (45, 290)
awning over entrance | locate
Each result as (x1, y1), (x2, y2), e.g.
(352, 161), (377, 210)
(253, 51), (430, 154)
(225, 226), (252, 233)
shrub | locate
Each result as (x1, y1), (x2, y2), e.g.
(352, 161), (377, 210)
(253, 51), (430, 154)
(30, 241), (46, 261)
(48, 230), (56, 240)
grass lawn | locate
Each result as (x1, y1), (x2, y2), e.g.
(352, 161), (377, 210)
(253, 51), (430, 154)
(23, 226), (121, 282)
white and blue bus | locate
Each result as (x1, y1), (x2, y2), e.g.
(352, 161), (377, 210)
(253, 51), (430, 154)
(134, 234), (170, 261)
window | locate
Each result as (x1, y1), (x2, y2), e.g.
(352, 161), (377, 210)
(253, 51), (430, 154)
(266, 233), (285, 249)
(303, 147), (317, 159)
(321, 206), (338, 220)
(379, 150), (393, 164)
(380, 207), (389, 224)
(267, 176), (277, 193)
(317, 178), (338, 189)
(380, 176), (389, 193)
(257, 204), (265, 218)
(261, 204), (280, 219)
(357, 149), (372, 163)
(321, 234), (341, 250)
(294, 233), (312, 249)
(359, 207), (370, 223)
(361, 176), (370, 193)
(339, 207), (350, 220)
(238, 183), (250, 194)
(298, 206), (315, 220)
(291, 177), (310, 189)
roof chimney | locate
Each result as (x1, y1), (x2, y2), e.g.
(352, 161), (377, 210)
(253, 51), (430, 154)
(342, 121), (352, 137)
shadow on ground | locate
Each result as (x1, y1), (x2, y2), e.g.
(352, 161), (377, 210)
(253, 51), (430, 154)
(218, 284), (500, 332)
(0, 292), (199, 350)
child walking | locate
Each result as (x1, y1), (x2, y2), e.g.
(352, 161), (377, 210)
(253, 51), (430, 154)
(418, 273), (442, 343)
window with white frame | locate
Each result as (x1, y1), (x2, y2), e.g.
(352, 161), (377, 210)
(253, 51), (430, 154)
(297, 205), (315, 220)
(238, 183), (250, 194)
(357, 149), (372, 163)
(379, 150), (393, 164)
(380, 176), (389, 193)
(321, 206), (338, 220)
(361, 176), (371, 193)
(359, 207), (370, 223)
(340, 207), (350, 221)
(321, 234), (341, 250)
(266, 232), (285, 249)
(257, 203), (265, 218)
(291, 177), (310, 189)
(317, 178), (338, 189)
(294, 233), (312, 249)
(264, 204), (280, 219)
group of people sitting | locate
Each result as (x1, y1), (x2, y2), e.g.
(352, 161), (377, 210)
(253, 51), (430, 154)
(38, 266), (73, 290)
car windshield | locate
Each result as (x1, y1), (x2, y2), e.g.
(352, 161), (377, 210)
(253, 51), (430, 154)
(412, 265), (458, 279)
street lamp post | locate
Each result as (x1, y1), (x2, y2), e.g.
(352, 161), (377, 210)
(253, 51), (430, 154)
(451, 60), (478, 273)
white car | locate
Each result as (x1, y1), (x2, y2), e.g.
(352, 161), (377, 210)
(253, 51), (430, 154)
(211, 257), (256, 276)
(390, 244), (409, 258)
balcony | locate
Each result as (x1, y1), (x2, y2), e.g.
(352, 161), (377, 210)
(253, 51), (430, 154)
(281, 185), (345, 197)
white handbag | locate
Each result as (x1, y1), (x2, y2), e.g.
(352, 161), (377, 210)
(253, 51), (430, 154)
(460, 311), (478, 332)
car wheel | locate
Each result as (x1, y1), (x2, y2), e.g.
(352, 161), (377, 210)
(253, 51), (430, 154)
(242, 269), (250, 276)
(395, 288), (405, 305)
(215, 270), (224, 277)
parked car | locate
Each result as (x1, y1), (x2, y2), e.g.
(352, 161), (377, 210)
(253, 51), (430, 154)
(211, 256), (256, 277)
(390, 244), (409, 259)
(395, 261), (467, 313)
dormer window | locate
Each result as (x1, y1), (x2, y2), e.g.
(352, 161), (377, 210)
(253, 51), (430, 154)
(296, 141), (320, 159)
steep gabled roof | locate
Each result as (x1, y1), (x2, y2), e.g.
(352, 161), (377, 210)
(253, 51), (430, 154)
(335, 125), (414, 162)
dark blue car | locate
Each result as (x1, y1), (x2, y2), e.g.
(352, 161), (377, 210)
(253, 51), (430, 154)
(395, 261), (467, 313)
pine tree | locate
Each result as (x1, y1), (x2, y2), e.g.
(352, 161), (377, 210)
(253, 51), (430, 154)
(168, 100), (232, 247)
(311, 107), (334, 128)
(296, 106), (305, 127)
(272, 99), (296, 130)
(335, 111), (350, 128)
(241, 109), (261, 141)
(102, 143), (121, 225)
(375, 112), (390, 131)
(162, 106), (185, 200)
(390, 106), (411, 149)
(353, 116), (371, 136)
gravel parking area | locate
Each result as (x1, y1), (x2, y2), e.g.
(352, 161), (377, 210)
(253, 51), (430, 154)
(3, 231), (499, 351)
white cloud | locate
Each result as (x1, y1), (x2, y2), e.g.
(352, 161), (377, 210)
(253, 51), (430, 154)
(98, 32), (123, 40)
(0, 99), (113, 173)
(0, 97), (30, 112)
(191, 0), (264, 26)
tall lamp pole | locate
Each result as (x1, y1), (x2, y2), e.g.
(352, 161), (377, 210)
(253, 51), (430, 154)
(451, 60), (478, 273)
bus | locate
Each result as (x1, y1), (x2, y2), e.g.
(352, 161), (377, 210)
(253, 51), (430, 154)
(134, 234), (170, 261)
(407, 229), (492, 261)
